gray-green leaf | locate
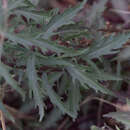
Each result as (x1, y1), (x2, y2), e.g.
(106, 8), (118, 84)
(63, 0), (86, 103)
(26, 55), (44, 121)
(42, 0), (87, 39)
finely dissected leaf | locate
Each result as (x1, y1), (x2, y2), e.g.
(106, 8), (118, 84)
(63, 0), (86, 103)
(87, 32), (130, 58)
(87, 71), (122, 81)
(83, 58), (101, 74)
(48, 72), (63, 85)
(5, 32), (63, 53)
(37, 57), (74, 67)
(33, 39), (64, 53)
(4, 32), (33, 48)
(8, 0), (25, 11)
(58, 72), (69, 95)
(78, 58), (122, 81)
(5, 32), (89, 56)
(42, 73), (74, 118)
(86, 0), (107, 27)
(104, 112), (130, 129)
(0, 0), (25, 11)
(61, 48), (89, 58)
(36, 39), (89, 56)
(13, 10), (44, 23)
(0, 9), (4, 26)
(66, 66), (114, 95)
(0, 62), (25, 100)
(28, 0), (39, 6)
(26, 55), (44, 121)
(66, 82), (81, 120)
(2, 0), (130, 128)
(56, 24), (88, 38)
(42, 0), (87, 39)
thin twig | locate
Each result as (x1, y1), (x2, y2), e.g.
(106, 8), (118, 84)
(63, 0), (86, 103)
(80, 96), (122, 110)
(0, 110), (6, 130)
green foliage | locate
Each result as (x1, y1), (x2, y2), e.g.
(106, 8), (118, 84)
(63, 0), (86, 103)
(104, 112), (130, 130)
(26, 55), (45, 121)
(86, 0), (107, 28)
(66, 66), (115, 95)
(42, 0), (87, 39)
(28, 0), (40, 6)
(42, 73), (76, 119)
(87, 32), (130, 59)
(104, 99), (130, 130)
(66, 81), (81, 119)
(0, 62), (25, 100)
(0, 0), (129, 129)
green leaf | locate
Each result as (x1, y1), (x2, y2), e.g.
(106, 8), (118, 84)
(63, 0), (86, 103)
(26, 55), (44, 121)
(5, 32), (63, 53)
(48, 72), (63, 85)
(13, 10), (43, 23)
(36, 39), (89, 56)
(42, 0), (87, 39)
(66, 81), (81, 120)
(4, 32), (33, 48)
(28, 0), (39, 6)
(42, 73), (75, 118)
(86, 0), (107, 28)
(82, 58), (101, 74)
(79, 58), (122, 81)
(0, 62), (25, 100)
(104, 112), (130, 130)
(37, 57), (74, 67)
(66, 66), (114, 95)
(5, 32), (90, 56)
(87, 32), (130, 58)
(33, 39), (64, 53)
(8, 0), (25, 11)
(87, 70), (122, 81)
(60, 48), (89, 58)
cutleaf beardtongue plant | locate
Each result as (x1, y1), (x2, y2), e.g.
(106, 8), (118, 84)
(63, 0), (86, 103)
(0, 0), (130, 129)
